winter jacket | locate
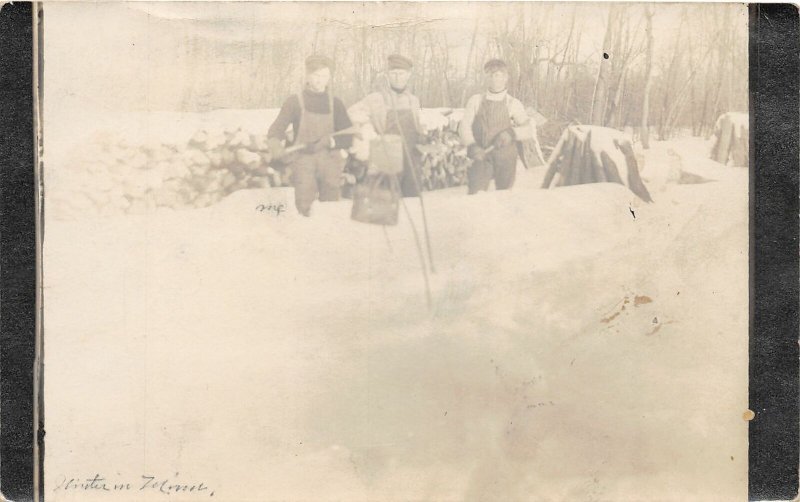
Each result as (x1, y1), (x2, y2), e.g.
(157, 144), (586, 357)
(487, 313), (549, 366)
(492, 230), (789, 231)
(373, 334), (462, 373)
(268, 88), (353, 149)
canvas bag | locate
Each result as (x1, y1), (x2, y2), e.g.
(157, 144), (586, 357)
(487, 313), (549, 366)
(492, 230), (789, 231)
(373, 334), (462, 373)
(367, 88), (419, 175)
(351, 172), (400, 226)
(368, 134), (404, 174)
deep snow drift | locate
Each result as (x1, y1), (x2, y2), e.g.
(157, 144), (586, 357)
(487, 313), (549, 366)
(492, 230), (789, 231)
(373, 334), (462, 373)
(43, 132), (748, 501)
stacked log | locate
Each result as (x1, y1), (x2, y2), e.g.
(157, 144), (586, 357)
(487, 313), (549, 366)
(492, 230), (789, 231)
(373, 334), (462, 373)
(51, 107), (550, 219)
(710, 112), (749, 167)
(347, 107), (547, 193)
(341, 123), (470, 196)
(541, 125), (653, 202)
(52, 127), (279, 218)
(415, 128), (471, 190)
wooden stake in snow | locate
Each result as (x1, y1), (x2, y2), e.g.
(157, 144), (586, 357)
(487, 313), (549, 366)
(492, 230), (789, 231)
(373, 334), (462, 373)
(541, 125), (653, 202)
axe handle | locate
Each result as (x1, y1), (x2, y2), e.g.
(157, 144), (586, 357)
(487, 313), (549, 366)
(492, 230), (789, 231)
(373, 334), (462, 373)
(454, 144), (495, 157)
(276, 127), (362, 158)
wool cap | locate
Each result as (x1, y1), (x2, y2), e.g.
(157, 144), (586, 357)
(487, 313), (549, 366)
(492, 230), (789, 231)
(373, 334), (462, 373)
(483, 59), (508, 73)
(387, 54), (413, 71)
(305, 55), (335, 73)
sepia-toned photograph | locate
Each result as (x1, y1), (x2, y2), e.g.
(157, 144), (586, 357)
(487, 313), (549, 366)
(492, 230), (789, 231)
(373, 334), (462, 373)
(41, 2), (749, 500)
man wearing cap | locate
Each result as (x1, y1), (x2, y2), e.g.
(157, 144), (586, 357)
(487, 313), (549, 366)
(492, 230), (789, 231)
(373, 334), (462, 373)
(267, 55), (353, 216)
(348, 54), (425, 197)
(459, 59), (535, 194)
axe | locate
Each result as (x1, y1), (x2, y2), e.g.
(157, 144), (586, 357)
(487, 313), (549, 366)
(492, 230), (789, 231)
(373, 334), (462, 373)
(274, 126), (362, 161)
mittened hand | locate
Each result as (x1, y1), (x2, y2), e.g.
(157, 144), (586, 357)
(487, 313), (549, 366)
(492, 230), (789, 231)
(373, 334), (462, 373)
(493, 129), (515, 148)
(467, 144), (486, 161)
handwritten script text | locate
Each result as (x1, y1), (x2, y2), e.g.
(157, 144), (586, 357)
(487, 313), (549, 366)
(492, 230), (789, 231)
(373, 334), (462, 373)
(54, 473), (215, 497)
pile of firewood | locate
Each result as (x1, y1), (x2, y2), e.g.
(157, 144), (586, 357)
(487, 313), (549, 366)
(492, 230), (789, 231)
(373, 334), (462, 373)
(52, 127), (279, 217)
(51, 108), (546, 218)
(341, 120), (471, 195)
(415, 128), (471, 190)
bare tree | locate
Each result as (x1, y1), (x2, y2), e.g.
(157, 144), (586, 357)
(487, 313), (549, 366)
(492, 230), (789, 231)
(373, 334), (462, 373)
(460, 18), (480, 106)
(640, 5), (654, 148)
(590, 5), (620, 125)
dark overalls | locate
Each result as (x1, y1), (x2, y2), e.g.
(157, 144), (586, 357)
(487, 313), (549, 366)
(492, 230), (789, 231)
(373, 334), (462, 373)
(291, 95), (346, 216)
(385, 94), (422, 197)
(468, 97), (518, 194)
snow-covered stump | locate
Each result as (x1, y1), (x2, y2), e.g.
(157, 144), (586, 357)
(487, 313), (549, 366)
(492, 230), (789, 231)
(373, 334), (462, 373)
(710, 112), (749, 167)
(541, 125), (653, 202)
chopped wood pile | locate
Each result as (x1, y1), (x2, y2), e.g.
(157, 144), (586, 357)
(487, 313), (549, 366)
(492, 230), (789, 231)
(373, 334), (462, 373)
(51, 108), (550, 218)
(710, 112), (748, 167)
(541, 125), (653, 202)
(51, 127), (278, 217)
(415, 128), (471, 190)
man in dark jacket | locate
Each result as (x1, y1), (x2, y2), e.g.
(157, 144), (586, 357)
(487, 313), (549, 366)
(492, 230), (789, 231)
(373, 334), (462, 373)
(268, 55), (353, 216)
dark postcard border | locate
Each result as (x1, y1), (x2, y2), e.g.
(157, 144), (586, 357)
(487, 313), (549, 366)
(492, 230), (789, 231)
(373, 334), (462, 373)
(0, 2), (36, 502)
(0, 3), (798, 502)
(749, 4), (800, 501)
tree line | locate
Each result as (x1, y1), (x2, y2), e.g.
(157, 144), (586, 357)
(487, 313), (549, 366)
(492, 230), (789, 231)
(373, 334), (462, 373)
(171, 4), (747, 145)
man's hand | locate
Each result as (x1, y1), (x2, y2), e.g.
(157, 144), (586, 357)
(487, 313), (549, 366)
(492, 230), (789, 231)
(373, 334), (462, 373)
(493, 129), (515, 149)
(467, 143), (486, 161)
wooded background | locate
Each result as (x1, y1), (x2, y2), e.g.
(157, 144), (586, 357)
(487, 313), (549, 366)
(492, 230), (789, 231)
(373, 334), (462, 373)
(46, 3), (748, 144)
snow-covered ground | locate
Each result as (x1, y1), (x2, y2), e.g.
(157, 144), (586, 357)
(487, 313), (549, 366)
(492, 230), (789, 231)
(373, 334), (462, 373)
(43, 129), (748, 500)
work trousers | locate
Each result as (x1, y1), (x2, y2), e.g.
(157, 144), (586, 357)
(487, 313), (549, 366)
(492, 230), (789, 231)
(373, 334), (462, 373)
(467, 143), (518, 194)
(291, 150), (346, 216)
(398, 152), (422, 197)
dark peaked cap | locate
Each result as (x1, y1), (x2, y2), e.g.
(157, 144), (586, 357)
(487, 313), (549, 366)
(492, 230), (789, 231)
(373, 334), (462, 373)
(387, 54), (413, 70)
(305, 55), (335, 72)
(483, 59), (508, 73)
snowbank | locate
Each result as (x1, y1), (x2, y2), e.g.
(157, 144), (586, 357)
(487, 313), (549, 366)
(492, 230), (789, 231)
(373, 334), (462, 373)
(44, 150), (749, 499)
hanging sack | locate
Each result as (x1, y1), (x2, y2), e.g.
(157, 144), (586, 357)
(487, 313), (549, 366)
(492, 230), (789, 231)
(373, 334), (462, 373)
(369, 134), (404, 175)
(351, 172), (400, 226)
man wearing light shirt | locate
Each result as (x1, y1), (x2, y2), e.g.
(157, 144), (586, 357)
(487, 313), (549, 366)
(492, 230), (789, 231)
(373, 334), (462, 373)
(348, 54), (425, 197)
(459, 59), (535, 194)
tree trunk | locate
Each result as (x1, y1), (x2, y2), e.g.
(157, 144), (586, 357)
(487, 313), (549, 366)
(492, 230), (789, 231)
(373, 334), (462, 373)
(590, 6), (619, 125)
(641, 6), (654, 148)
(460, 18), (479, 107)
(612, 68), (627, 128)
